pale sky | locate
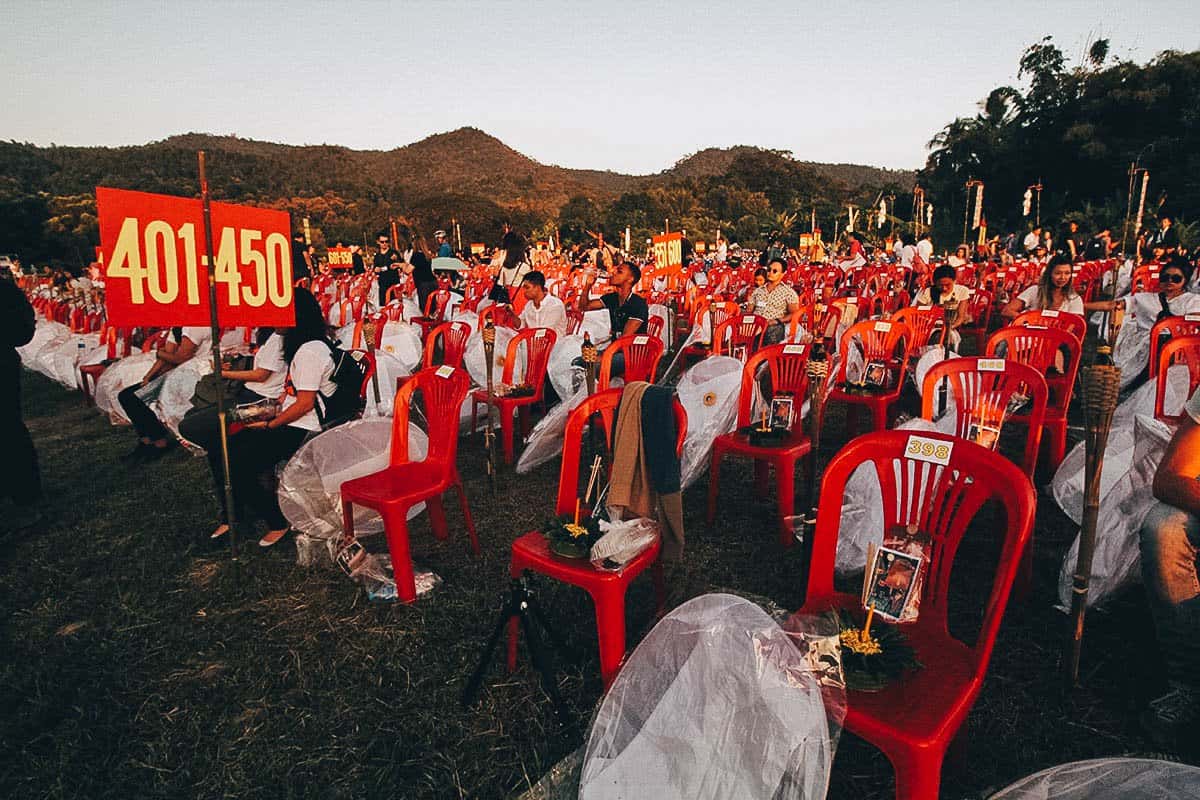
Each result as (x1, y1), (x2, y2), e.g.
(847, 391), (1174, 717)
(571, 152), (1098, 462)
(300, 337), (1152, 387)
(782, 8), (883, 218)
(4, 1), (1198, 174)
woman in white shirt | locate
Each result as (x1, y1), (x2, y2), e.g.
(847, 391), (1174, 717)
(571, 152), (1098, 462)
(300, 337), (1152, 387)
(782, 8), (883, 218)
(226, 289), (336, 547)
(179, 329), (288, 541)
(1001, 254), (1085, 320)
(491, 230), (533, 302)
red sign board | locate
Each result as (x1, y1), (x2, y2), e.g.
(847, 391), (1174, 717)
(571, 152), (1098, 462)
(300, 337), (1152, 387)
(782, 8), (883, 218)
(96, 186), (295, 327)
(326, 246), (354, 269)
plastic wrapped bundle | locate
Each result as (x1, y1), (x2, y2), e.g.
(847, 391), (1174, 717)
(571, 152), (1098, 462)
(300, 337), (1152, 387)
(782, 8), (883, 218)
(17, 320), (70, 372)
(1051, 368), (1190, 525)
(156, 359), (213, 431)
(989, 757), (1200, 799)
(450, 309), (479, 335)
(94, 352), (159, 424)
(675, 356), (742, 490)
(363, 350), (410, 417)
(465, 326), (520, 388)
(515, 384), (588, 474)
(377, 322), (423, 372)
(545, 333), (586, 401)
(648, 303), (671, 346)
(581, 309), (611, 344)
(1111, 292), (1200, 388)
(912, 347), (958, 397)
(579, 594), (842, 800)
(43, 333), (102, 389)
(278, 417), (428, 542)
(1055, 412), (1176, 610)
(76, 341), (111, 390)
(402, 294), (422, 321)
(333, 322), (357, 350)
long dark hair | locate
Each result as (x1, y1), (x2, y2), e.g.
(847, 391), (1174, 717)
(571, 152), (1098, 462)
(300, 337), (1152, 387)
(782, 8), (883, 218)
(282, 287), (328, 363)
(1036, 254), (1078, 310)
(501, 231), (527, 270)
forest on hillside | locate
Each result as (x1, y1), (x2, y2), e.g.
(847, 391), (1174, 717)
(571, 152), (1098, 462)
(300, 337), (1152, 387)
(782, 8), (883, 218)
(2, 37), (1197, 266)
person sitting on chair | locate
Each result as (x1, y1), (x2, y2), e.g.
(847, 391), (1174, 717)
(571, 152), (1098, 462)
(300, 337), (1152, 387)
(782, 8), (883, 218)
(117, 326), (211, 462)
(1138, 385), (1200, 747)
(912, 264), (972, 348)
(745, 257), (799, 345)
(517, 271), (567, 338)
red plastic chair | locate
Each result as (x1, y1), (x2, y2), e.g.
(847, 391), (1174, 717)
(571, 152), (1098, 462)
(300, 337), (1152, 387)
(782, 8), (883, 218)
(710, 314), (769, 360)
(957, 289), (994, 354)
(794, 430), (1035, 800)
(828, 319), (912, 433)
(1149, 315), (1200, 378)
(597, 333), (664, 391)
(645, 314), (665, 341)
(985, 326), (1082, 471)
(1012, 309), (1087, 343)
(477, 303), (519, 331)
(679, 300), (739, 362)
(340, 366), (478, 604)
(507, 387), (687, 688)
(412, 289), (452, 341)
(423, 320), (472, 369)
(351, 311), (388, 350)
(1154, 336), (1200, 423)
(470, 327), (558, 464)
(707, 344), (812, 545)
(893, 306), (947, 350)
(79, 326), (133, 405)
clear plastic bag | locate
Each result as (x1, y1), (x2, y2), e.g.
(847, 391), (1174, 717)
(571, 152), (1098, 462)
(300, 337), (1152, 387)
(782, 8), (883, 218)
(989, 757), (1200, 799)
(515, 384), (588, 474)
(580, 594), (844, 800)
(676, 355), (743, 490)
(93, 352), (159, 424)
(277, 418), (428, 542)
(590, 516), (659, 569)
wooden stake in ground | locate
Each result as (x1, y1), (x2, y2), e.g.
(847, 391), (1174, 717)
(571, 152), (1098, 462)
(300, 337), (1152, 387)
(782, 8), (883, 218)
(482, 320), (498, 495)
(1067, 350), (1121, 684)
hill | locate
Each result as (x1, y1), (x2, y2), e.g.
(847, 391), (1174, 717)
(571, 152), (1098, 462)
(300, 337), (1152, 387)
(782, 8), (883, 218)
(0, 128), (914, 263)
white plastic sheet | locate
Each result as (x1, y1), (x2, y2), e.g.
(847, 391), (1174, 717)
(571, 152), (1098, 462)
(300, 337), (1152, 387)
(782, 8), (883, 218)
(1054, 413), (1176, 610)
(514, 384), (588, 475)
(989, 757), (1200, 799)
(16, 320), (70, 369)
(676, 356), (742, 490)
(377, 321), (423, 372)
(579, 594), (841, 800)
(156, 359), (212, 431)
(277, 417), (428, 542)
(93, 352), (159, 424)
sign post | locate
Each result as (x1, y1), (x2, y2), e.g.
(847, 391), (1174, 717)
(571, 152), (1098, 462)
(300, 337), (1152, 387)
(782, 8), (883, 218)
(96, 161), (294, 570)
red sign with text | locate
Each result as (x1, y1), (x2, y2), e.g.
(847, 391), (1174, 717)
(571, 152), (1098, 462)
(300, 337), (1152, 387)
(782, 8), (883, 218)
(326, 246), (354, 269)
(96, 186), (295, 327)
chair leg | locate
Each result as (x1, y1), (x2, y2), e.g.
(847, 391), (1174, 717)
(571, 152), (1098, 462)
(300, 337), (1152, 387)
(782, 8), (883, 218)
(886, 742), (945, 800)
(506, 559), (524, 673)
(454, 481), (480, 555)
(341, 499), (355, 545)
(381, 507), (419, 604)
(500, 407), (516, 465)
(776, 457), (797, 548)
(427, 495), (449, 540)
(1045, 421), (1067, 472)
(590, 585), (627, 689)
(706, 451), (722, 524)
(872, 401), (889, 432)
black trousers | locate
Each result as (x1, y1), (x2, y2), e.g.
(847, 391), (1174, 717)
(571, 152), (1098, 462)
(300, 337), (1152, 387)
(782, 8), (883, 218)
(2, 359), (41, 507)
(226, 425), (308, 530)
(377, 269), (399, 306)
(178, 387), (264, 523)
(117, 383), (171, 441)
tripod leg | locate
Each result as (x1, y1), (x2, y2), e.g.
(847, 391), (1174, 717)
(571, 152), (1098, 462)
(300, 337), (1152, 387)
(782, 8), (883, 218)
(525, 594), (574, 660)
(520, 612), (573, 727)
(461, 593), (519, 709)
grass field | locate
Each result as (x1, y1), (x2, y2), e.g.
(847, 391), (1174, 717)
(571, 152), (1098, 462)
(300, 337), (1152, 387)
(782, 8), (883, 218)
(2, 367), (1194, 799)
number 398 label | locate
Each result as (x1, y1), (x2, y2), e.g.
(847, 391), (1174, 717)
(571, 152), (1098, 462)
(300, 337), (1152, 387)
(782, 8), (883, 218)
(904, 434), (953, 466)
(97, 186), (296, 327)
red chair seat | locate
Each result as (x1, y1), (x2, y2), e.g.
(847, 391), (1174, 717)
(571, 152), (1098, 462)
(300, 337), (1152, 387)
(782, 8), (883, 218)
(341, 462), (450, 505)
(716, 429), (811, 460)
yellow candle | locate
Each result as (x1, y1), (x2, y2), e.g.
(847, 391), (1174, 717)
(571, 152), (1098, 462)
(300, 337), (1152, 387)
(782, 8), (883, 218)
(864, 602), (876, 637)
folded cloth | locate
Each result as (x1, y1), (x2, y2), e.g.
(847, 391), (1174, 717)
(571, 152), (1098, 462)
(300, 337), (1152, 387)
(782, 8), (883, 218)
(609, 381), (685, 560)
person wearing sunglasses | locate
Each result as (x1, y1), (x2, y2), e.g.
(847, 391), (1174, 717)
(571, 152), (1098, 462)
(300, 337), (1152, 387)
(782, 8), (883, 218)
(745, 257), (799, 345)
(373, 234), (404, 306)
(1093, 255), (1200, 387)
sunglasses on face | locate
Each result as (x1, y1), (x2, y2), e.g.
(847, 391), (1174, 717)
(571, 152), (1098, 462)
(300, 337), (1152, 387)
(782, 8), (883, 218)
(1162, 273), (1186, 284)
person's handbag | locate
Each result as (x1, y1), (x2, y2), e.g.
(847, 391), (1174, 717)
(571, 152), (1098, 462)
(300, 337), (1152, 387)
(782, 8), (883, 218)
(189, 355), (251, 409)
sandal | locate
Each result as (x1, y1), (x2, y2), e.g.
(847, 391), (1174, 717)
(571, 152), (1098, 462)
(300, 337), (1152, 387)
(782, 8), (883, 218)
(258, 528), (292, 548)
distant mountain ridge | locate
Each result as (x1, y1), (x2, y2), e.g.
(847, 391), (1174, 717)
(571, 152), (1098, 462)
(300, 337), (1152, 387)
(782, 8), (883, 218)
(0, 127), (914, 211)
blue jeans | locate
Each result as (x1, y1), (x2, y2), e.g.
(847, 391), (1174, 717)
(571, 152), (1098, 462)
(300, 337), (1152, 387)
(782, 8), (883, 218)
(1139, 501), (1200, 689)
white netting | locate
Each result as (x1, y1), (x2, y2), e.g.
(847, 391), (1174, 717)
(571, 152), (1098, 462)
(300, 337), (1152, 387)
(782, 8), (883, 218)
(41, 333), (102, 389)
(579, 593), (842, 800)
(377, 321), (423, 371)
(277, 417), (429, 541)
(515, 384), (588, 475)
(156, 359), (212, 431)
(363, 351), (411, 418)
(546, 333), (587, 401)
(465, 326), (521, 388)
(17, 320), (70, 372)
(989, 757), (1200, 799)
(677, 356), (742, 490)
